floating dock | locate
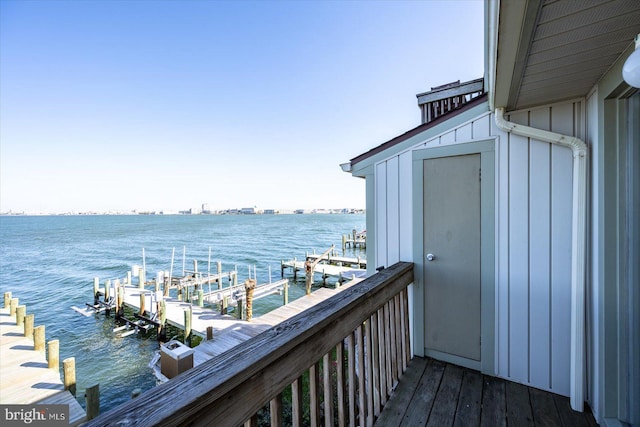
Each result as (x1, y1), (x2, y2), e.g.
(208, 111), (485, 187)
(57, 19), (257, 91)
(0, 303), (87, 426)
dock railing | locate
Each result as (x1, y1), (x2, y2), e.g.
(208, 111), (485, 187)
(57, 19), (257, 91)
(85, 261), (413, 427)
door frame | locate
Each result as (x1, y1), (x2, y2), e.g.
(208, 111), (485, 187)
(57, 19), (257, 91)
(412, 139), (496, 373)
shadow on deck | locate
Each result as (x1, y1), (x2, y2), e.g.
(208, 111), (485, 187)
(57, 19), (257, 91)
(375, 357), (598, 427)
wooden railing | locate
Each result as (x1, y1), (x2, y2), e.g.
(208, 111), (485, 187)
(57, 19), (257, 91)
(85, 262), (414, 427)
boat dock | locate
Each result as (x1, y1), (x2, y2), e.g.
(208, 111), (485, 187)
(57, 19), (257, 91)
(1, 295), (87, 426)
(342, 229), (366, 249)
(117, 279), (288, 338)
(281, 250), (367, 284)
(150, 277), (364, 380)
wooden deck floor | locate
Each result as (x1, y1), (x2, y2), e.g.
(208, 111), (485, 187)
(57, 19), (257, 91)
(375, 357), (598, 427)
(0, 308), (86, 426)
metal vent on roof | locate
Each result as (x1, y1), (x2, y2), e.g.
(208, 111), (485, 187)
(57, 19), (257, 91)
(416, 78), (484, 124)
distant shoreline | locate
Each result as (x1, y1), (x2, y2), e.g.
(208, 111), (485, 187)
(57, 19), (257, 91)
(0, 209), (366, 217)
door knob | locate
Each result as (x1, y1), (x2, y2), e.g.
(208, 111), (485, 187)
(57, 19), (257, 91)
(426, 253), (435, 261)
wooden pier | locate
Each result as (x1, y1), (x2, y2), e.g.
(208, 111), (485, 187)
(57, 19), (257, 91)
(342, 229), (366, 249)
(0, 303), (86, 426)
(149, 277), (365, 380)
(114, 279), (288, 338)
(281, 250), (367, 285)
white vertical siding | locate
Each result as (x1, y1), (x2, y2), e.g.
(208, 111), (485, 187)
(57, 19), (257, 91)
(375, 163), (387, 270)
(386, 157), (400, 265)
(586, 88), (600, 420)
(398, 151), (413, 261)
(370, 102), (581, 396)
(508, 116), (530, 382)
(528, 109), (552, 391)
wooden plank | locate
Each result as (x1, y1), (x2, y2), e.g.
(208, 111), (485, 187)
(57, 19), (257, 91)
(426, 364), (465, 427)
(270, 393), (283, 427)
(394, 294), (402, 380)
(372, 357), (428, 427)
(529, 387), (562, 426)
(365, 319), (374, 427)
(291, 377), (303, 427)
(336, 342), (346, 427)
(377, 307), (388, 406)
(384, 301), (393, 394)
(400, 358), (445, 427)
(310, 363), (320, 427)
(348, 333), (356, 427)
(480, 376), (506, 427)
(356, 325), (366, 427)
(323, 352), (333, 427)
(371, 312), (381, 417)
(505, 381), (534, 426)
(453, 369), (482, 427)
(553, 394), (592, 427)
(400, 289), (409, 371)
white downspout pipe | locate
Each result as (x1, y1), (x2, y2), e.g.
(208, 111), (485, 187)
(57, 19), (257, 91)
(494, 107), (587, 412)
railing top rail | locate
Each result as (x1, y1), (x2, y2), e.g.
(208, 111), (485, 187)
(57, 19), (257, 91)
(85, 262), (413, 427)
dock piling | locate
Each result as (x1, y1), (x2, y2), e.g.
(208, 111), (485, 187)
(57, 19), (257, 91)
(34, 325), (45, 351)
(10, 297), (18, 315)
(206, 326), (213, 340)
(93, 278), (99, 302)
(139, 293), (145, 315)
(283, 280), (289, 305)
(184, 307), (192, 345)
(245, 279), (256, 321)
(48, 339), (59, 370)
(24, 313), (34, 338)
(63, 357), (76, 396)
(104, 280), (110, 303)
(16, 305), (26, 327)
(237, 298), (245, 320)
(86, 384), (100, 420)
(4, 291), (11, 308)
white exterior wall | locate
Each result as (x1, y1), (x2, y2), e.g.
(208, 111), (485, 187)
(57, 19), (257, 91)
(373, 101), (584, 396)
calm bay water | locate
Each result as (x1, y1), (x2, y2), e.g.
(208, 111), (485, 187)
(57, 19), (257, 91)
(0, 213), (365, 413)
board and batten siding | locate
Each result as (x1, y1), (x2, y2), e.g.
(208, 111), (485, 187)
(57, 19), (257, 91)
(372, 101), (583, 396)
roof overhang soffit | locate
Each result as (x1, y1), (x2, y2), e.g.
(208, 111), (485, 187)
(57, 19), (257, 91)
(488, 0), (542, 111)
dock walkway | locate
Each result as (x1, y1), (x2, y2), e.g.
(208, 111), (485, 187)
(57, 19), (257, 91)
(0, 308), (86, 426)
(192, 279), (362, 366)
(116, 279), (288, 338)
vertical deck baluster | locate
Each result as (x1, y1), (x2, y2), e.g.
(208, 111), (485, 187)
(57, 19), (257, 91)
(388, 299), (398, 389)
(377, 307), (388, 405)
(384, 302), (393, 397)
(365, 319), (374, 426)
(402, 288), (411, 367)
(347, 333), (356, 427)
(292, 377), (303, 427)
(394, 293), (402, 380)
(336, 341), (346, 427)
(270, 393), (283, 427)
(356, 325), (366, 427)
(323, 352), (333, 427)
(371, 311), (381, 416)
(310, 362), (321, 427)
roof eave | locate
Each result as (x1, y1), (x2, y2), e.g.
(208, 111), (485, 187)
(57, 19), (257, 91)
(348, 94), (489, 173)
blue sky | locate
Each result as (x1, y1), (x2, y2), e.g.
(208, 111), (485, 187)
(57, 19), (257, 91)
(0, 0), (484, 213)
